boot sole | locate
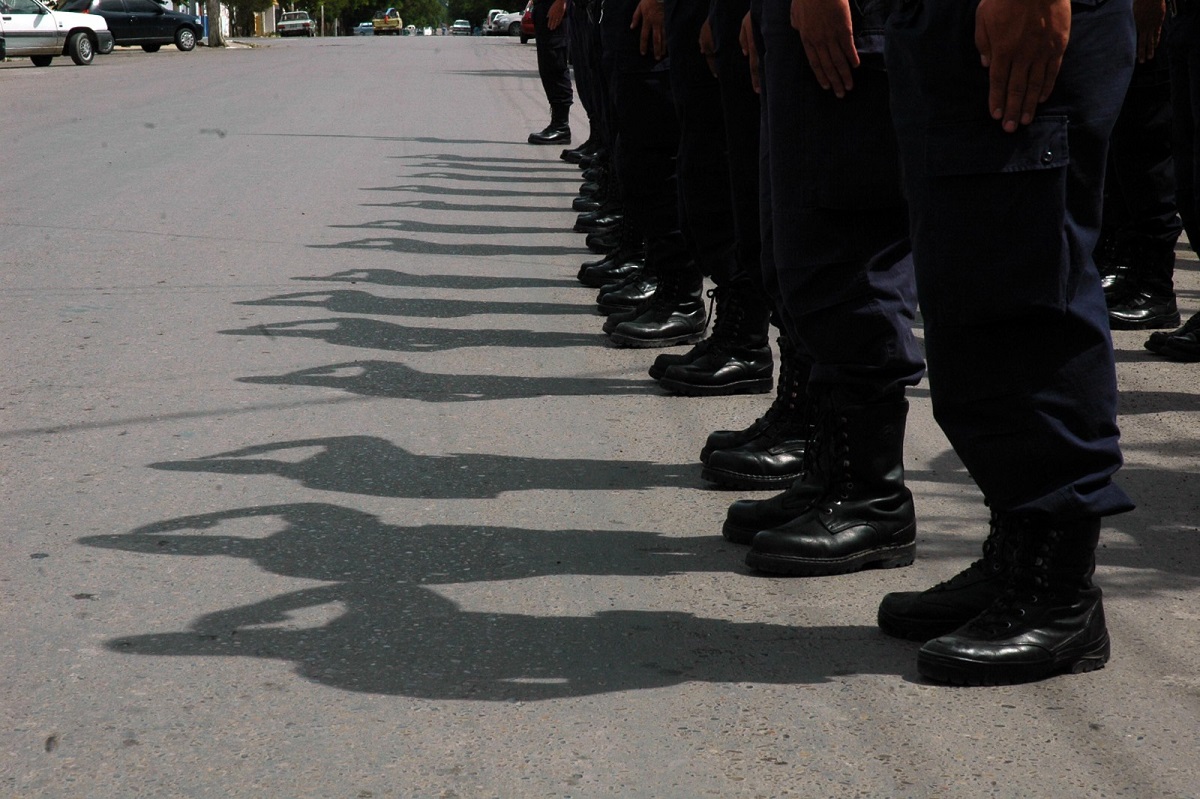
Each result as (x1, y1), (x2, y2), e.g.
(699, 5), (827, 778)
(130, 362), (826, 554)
(745, 541), (916, 576)
(917, 633), (1110, 685)
(1108, 312), (1182, 331)
(700, 465), (802, 490)
(607, 332), (705, 349)
(657, 377), (773, 397)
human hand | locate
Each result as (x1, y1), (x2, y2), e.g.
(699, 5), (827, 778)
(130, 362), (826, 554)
(739, 10), (761, 94)
(975, 0), (1070, 132)
(631, 0), (667, 59)
(791, 0), (859, 97)
(700, 17), (718, 77)
(1132, 0), (1165, 62)
(549, 0), (566, 30)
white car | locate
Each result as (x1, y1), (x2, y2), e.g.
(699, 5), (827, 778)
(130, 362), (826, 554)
(276, 9), (314, 37)
(353, 20), (372, 35)
(491, 10), (523, 36)
(0, 0), (112, 65)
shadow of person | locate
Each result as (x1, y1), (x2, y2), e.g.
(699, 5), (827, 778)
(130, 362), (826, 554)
(311, 237), (585, 257)
(81, 504), (914, 699)
(149, 436), (699, 497)
(292, 268), (578, 290)
(219, 318), (599, 352)
(332, 218), (568, 235)
(237, 361), (652, 402)
(235, 289), (587, 318)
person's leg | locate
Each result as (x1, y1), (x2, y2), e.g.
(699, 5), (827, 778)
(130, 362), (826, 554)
(528, 0), (573, 145)
(699, 0), (805, 458)
(601, 0), (707, 349)
(1103, 51), (1183, 330)
(1167, 8), (1200, 246)
(652, 0), (773, 395)
(884, 0), (1135, 684)
(729, 0), (926, 574)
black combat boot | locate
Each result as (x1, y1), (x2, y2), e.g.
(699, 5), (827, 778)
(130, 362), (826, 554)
(1144, 309), (1200, 355)
(877, 509), (1015, 641)
(574, 204), (623, 234)
(657, 285), (773, 396)
(597, 270), (657, 319)
(744, 395), (916, 576)
(1106, 242), (1181, 330)
(700, 336), (799, 461)
(561, 136), (596, 164)
(1159, 312), (1200, 361)
(700, 343), (808, 489)
(578, 220), (644, 288)
(719, 385), (822, 545)
(917, 517), (1109, 685)
(607, 269), (707, 348)
(585, 228), (621, 254)
(1095, 229), (1128, 301)
(528, 104), (571, 145)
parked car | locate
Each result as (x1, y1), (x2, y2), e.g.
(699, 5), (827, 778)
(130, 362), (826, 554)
(276, 9), (314, 36)
(449, 18), (469, 35)
(403, 23), (414, 35)
(353, 20), (372, 35)
(519, 2), (533, 44)
(491, 9), (522, 36)
(0, 0), (112, 65)
(480, 8), (503, 35)
(371, 7), (401, 35)
(60, 0), (201, 52)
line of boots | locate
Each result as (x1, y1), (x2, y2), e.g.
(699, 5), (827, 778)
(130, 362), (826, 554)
(719, 386), (1109, 685)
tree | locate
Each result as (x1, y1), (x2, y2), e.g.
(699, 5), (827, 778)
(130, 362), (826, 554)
(206, 0), (223, 45)
(446, 0), (490, 27)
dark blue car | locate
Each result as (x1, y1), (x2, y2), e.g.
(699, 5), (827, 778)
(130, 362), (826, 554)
(58, 0), (203, 53)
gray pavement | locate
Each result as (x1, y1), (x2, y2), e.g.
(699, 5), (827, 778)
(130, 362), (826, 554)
(2, 34), (1199, 799)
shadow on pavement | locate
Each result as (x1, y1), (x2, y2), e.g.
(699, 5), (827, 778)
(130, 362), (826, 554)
(330, 218), (569, 236)
(313, 237), (584, 257)
(293, 268), (578, 290)
(80, 503), (917, 699)
(149, 435), (699, 497)
(237, 360), (651, 401)
(220, 317), (599, 351)
(235, 289), (586, 318)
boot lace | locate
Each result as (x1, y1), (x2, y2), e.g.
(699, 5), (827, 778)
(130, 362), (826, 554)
(962, 524), (1058, 637)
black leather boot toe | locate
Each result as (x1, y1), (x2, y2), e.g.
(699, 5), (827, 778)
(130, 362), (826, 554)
(878, 511), (1014, 641)
(657, 286), (773, 397)
(744, 397), (916, 575)
(608, 270), (707, 349)
(917, 518), (1109, 685)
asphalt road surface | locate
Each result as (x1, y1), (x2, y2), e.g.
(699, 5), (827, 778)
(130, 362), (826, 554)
(3, 34), (1200, 799)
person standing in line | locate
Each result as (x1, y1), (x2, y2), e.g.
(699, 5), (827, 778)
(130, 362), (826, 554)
(879, 0), (1136, 684)
(720, 0), (926, 578)
(528, 0), (574, 144)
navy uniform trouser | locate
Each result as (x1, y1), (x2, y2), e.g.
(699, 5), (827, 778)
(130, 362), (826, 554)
(1104, 44), (1182, 260)
(709, 0), (775, 313)
(601, 0), (691, 275)
(1167, 4), (1200, 246)
(569, 0), (605, 143)
(755, 0), (925, 398)
(886, 0), (1135, 519)
(664, 0), (738, 285)
(533, 0), (573, 109)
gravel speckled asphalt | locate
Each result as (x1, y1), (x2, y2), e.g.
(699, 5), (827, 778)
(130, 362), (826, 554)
(2, 35), (1199, 798)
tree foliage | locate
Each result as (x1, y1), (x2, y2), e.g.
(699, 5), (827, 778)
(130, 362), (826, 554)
(446, 0), (493, 27)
